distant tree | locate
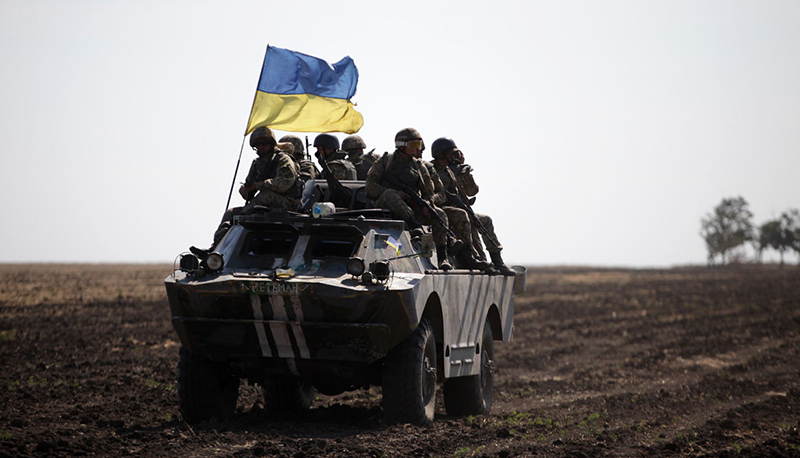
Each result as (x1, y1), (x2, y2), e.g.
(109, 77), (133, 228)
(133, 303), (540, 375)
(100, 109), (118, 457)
(782, 209), (800, 265)
(700, 196), (754, 265)
(757, 209), (798, 265)
(759, 220), (784, 264)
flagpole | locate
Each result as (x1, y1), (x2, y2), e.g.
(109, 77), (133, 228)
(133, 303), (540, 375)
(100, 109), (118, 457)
(224, 45), (271, 214)
(223, 136), (248, 214)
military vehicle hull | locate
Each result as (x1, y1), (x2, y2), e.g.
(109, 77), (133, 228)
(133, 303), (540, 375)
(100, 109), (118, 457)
(166, 188), (523, 425)
(167, 269), (515, 376)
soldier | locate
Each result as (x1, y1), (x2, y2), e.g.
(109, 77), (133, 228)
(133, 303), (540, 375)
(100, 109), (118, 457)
(207, 127), (302, 247)
(431, 137), (515, 276)
(279, 134), (319, 181)
(342, 135), (379, 180)
(366, 128), (460, 271)
(313, 133), (357, 180)
(413, 143), (493, 271)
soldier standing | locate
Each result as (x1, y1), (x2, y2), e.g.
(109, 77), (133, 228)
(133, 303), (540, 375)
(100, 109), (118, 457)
(342, 135), (379, 180)
(313, 134), (357, 180)
(279, 134), (319, 181)
(431, 137), (515, 276)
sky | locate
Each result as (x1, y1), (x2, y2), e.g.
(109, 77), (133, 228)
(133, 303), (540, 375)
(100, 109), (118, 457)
(1, 0), (799, 267)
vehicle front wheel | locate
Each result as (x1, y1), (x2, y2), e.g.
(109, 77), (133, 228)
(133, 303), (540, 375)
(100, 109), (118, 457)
(382, 318), (437, 425)
(443, 319), (494, 416)
(177, 345), (240, 424)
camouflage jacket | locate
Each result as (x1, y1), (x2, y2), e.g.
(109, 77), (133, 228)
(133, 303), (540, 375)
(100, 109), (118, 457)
(365, 151), (437, 203)
(423, 160), (447, 207)
(434, 161), (468, 206)
(247, 149), (300, 196)
(321, 150), (357, 181)
(348, 150), (380, 180)
(448, 163), (479, 197)
(295, 158), (320, 181)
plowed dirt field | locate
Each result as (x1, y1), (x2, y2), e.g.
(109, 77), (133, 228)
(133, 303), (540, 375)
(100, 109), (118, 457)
(1, 264), (799, 457)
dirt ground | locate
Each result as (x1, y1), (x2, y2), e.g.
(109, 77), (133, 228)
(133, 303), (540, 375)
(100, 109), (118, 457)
(1, 263), (799, 457)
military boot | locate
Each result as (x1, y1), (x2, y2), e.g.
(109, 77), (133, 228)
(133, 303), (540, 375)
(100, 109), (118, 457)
(407, 218), (425, 239)
(457, 248), (494, 271)
(213, 221), (232, 246)
(447, 234), (464, 254)
(490, 251), (516, 276)
(436, 244), (453, 271)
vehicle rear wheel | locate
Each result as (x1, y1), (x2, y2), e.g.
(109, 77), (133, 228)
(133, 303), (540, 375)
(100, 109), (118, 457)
(382, 318), (437, 425)
(177, 345), (240, 424)
(443, 319), (494, 416)
(262, 375), (314, 413)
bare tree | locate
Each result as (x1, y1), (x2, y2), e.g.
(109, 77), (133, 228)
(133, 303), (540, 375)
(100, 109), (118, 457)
(700, 196), (754, 265)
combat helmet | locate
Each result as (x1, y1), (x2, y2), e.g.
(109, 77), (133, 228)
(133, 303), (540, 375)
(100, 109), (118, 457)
(249, 126), (277, 148)
(313, 133), (340, 151)
(279, 135), (304, 157)
(394, 128), (424, 150)
(342, 135), (367, 153)
(431, 137), (458, 159)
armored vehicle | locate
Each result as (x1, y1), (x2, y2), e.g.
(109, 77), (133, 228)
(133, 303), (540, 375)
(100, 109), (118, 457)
(165, 180), (525, 425)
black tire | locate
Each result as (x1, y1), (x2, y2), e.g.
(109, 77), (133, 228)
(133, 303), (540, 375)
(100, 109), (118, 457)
(382, 318), (437, 425)
(443, 320), (494, 416)
(262, 375), (314, 413)
(177, 345), (240, 424)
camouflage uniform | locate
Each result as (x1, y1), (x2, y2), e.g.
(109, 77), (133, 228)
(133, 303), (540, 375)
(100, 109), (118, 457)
(323, 150), (358, 181)
(342, 135), (378, 180)
(366, 151), (450, 247)
(298, 160), (320, 182)
(447, 162), (503, 257)
(219, 147), (301, 231)
(424, 161), (474, 249)
(349, 151), (379, 180)
(279, 134), (320, 181)
(450, 163), (479, 197)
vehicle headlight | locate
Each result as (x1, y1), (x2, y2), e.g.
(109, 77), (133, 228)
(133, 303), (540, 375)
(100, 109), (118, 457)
(179, 254), (199, 273)
(347, 257), (365, 277)
(370, 260), (390, 282)
(203, 252), (225, 271)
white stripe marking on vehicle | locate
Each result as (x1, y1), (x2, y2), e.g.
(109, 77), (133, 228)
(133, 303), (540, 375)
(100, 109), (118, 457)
(289, 296), (310, 358)
(250, 294), (272, 357)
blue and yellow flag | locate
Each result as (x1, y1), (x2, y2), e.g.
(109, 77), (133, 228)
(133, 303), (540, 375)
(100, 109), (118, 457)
(246, 46), (364, 135)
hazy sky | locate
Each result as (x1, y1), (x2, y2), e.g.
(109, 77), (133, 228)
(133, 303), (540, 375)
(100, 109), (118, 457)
(1, 1), (799, 266)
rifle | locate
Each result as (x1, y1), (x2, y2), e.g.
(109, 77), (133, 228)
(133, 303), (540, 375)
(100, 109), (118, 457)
(446, 190), (501, 248)
(315, 150), (353, 208)
(380, 170), (461, 243)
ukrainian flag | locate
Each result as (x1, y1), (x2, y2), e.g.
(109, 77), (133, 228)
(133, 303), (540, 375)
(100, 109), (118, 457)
(246, 46), (364, 135)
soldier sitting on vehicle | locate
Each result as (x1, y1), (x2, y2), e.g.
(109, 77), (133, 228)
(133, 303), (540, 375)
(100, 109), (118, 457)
(202, 127), (303, 248)
(342, 135), (379, 180)
(366, 128), (468, 271)
(413, 143), (493, 271)
(279, 134), (319, 182)
(432, 137), (515, 276)
(313, 134), (357, 181)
